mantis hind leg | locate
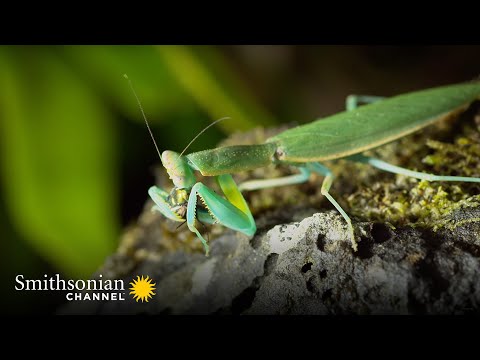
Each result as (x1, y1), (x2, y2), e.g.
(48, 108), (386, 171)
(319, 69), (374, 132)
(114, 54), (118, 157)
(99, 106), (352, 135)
(348, 154), (480, 184)
(306, 163), (357, 251)
(346, 95), (385, 111)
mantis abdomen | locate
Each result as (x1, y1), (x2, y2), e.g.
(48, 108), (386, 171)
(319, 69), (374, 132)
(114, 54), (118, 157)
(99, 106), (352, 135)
(268, 82), (480, 162)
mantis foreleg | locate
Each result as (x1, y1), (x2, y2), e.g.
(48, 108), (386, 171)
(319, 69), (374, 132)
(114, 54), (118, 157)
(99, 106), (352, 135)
(148, 186), (186, 222)
(187, 174), (256, 256)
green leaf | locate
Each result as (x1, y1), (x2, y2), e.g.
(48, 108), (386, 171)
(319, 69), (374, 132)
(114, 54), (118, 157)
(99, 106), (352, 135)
(156, 45), (275, 133)
(61, 45), (193, 123)
(0, 47), (118, 278)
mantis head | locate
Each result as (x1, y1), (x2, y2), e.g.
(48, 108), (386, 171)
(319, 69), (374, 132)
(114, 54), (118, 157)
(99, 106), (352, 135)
(148, 150), (197, 222)
(161, 150), (196, 189)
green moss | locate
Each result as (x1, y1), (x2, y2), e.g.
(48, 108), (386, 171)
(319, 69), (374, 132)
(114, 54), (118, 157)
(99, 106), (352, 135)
(343, 102), (480, 233)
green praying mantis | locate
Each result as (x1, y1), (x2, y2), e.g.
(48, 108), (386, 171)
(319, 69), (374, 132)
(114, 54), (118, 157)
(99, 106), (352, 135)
(126, 75), (480, 255)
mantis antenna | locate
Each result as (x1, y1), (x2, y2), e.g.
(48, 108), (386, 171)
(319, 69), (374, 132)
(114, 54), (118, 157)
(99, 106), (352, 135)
(179, 116), (230, 157)
(125, 74), (229, 160)
(124, 74), (163, 164)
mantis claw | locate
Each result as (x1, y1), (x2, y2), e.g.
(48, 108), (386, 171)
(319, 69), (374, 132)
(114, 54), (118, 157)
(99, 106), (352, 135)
(186, 177), (256, 255)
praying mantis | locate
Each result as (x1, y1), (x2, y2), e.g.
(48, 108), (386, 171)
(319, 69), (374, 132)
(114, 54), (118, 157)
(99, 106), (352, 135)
(127, 76), (480, 255)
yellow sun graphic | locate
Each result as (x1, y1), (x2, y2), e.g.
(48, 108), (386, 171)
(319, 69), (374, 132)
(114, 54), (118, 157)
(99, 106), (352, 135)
(129, 275), (156, 302)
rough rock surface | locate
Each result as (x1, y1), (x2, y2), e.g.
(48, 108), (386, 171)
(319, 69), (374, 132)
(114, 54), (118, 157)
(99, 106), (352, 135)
(61, 207), (480, 315)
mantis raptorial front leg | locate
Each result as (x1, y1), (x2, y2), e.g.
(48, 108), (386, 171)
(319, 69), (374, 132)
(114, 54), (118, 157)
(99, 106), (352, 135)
(186, 174), (256, 256)
(148, 185), (216, 224)
(149, 186), (186, 222)
(149, 174), (255, 256)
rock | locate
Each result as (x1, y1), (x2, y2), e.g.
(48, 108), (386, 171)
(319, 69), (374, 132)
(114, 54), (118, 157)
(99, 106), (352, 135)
(61, 208), (480, 315)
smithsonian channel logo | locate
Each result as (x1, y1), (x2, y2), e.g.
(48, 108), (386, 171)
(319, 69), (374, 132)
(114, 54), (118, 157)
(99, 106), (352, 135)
(15, 274), (156, 302)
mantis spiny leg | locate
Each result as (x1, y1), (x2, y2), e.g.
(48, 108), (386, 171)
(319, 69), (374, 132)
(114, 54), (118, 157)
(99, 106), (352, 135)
(148, 186), (185, 222)
(187, 175), (256, 256)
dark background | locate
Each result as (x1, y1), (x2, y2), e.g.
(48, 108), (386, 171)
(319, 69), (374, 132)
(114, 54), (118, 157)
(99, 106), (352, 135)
(0, 45), (479, 314)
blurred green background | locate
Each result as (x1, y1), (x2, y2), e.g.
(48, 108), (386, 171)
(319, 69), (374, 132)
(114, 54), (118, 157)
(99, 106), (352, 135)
(1, 45), (479, 314)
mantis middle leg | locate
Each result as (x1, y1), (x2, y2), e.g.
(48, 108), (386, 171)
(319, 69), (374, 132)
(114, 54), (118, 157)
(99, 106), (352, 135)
(237, 164), (357, 250)
(307, 162), (357, 251)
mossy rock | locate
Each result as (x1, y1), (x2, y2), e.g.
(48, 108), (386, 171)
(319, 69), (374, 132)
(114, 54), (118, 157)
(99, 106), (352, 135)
(61, 101), (480, 315)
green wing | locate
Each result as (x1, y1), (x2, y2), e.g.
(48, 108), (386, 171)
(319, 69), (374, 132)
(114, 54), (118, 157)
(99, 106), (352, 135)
(269, 82), (480, 162)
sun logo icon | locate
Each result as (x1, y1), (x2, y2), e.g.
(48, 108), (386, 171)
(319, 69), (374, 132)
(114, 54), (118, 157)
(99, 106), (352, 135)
(129, 275), (156, 302)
